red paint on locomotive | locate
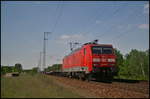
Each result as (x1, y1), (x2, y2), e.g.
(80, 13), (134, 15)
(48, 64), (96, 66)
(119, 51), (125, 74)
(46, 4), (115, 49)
(62, 43), (116, 74)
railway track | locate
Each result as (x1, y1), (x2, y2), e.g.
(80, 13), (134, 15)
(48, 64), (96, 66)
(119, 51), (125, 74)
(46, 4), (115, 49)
(90, 80), (149, 94)
(46, 74), (149, 98)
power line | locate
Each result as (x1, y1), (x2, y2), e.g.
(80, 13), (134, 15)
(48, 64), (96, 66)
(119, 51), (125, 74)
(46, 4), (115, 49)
(43, 1), (63, 69)
(95, 6), (139, 40)
(109, 8), (143, 43)
(80, 3), (125, 37)
(51, 1), (64, 33)
(78, 5), (107, 34)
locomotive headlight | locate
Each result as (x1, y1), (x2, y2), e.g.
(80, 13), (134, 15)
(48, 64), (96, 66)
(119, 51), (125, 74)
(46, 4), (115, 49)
(108, 58), (115, 62)
(93, 58), (100, 62)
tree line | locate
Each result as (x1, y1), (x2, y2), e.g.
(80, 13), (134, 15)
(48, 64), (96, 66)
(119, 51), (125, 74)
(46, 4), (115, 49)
(114, 49), (149, 80)
(45, 64), (62, 72)
(1, 49), (149, 80)
(1, 63), (39, 76)
(1, 63), (23, 75)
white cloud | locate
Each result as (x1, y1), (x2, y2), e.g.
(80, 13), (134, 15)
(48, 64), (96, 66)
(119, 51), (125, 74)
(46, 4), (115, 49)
(56, 33), (95, 46)
(56, 34), (86, 46)
(60, 35), (71, 39)
(60, 34), (83, 40)
(138, 24), (149, 29)
(144, 3), (149, 14)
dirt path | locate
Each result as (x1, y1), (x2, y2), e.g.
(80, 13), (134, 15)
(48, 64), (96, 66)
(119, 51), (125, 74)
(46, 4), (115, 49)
(47, 75), (149, 98)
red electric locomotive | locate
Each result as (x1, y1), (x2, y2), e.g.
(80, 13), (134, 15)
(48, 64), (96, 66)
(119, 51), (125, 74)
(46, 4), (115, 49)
(62, 40), (117, 81)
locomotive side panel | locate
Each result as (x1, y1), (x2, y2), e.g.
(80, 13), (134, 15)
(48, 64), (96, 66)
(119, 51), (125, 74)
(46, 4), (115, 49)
(62, 47), (90, 73)
(83, 46), (93, 73)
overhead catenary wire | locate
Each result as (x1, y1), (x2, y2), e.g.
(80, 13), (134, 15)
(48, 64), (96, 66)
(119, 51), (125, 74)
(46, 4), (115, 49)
(51, 1), (64, 33)
(80, 3), (127, 38)
(109, 7), (144, 43)
(45, 2), (64, 68)
(83, 2), (144, 35)
(78, 5), (108, 34)
(63, 3), (126, 51)
(95, 5), (140, 41)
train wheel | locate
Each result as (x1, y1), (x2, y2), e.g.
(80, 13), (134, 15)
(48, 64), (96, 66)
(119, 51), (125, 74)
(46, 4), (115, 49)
(86, 74), (92, 82)
(79, 75), (82, 80)
(79, 73), (86, 81)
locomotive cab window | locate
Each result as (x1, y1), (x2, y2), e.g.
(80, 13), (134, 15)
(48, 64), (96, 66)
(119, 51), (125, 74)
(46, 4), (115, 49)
(102, 47), (113, 54)
(92, 46), (113, 54)
(91, 46), (102, 54)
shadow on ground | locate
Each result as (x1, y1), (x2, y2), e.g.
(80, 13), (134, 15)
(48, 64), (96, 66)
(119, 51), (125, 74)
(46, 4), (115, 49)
(92, 78), (141, 83)
(113, 78), (141, 83)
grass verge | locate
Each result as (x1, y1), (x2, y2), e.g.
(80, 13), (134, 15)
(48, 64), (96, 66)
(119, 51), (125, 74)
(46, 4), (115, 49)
(1, 73), (82, 98)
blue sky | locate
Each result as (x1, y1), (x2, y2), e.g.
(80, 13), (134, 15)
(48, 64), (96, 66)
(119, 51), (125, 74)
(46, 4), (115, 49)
(1, 1), (149, 69)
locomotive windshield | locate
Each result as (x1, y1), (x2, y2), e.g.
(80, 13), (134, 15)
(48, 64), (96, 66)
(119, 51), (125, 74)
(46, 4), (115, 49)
(92, 46), (113, 54)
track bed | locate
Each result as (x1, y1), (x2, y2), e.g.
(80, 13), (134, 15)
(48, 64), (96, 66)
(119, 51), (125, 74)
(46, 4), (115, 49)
(48, 75), (149, 98)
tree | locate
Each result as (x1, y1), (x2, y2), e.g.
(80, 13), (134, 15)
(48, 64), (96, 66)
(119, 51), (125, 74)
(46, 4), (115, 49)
(1, 66), (14, 75)
(32, 67), (38, 73)
(15, 63), (23, 73)
(123, 49), (149, 80)
(46, 64), (62, 72)
(114, 48), (124, 76)
(143, 49), (149, 80)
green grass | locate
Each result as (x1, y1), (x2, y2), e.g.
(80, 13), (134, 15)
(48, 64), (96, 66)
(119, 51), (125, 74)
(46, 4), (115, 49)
(1, 73), (82, 98)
